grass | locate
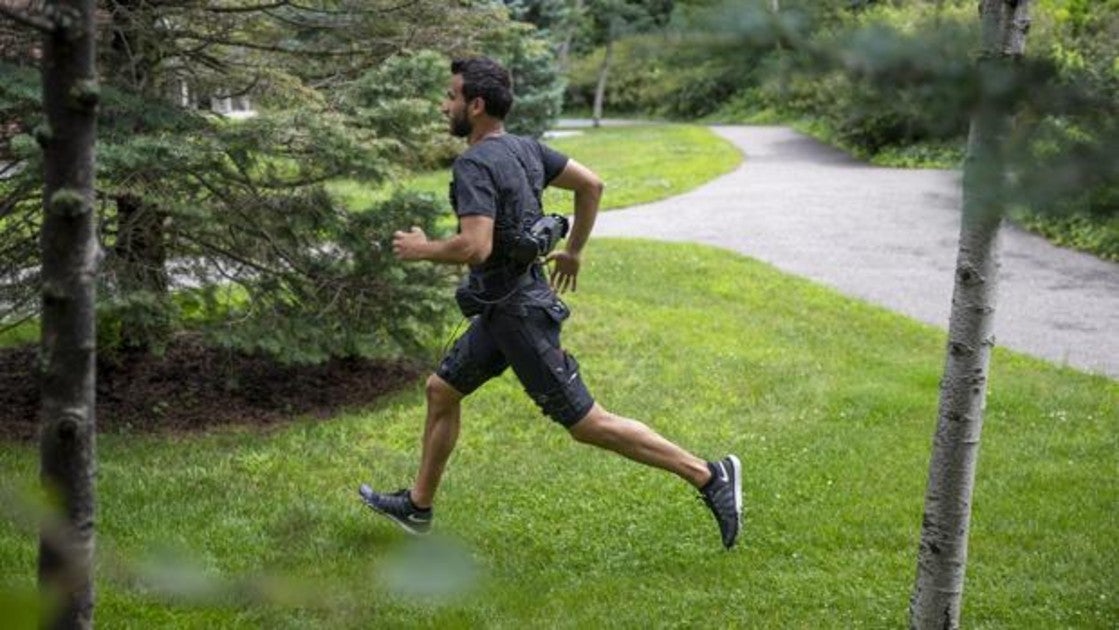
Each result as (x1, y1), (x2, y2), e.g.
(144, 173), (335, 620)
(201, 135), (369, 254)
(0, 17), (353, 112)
(0, 320), (37, 347)
(2, 240), (1115, 627)
(326, 124), (742, 215)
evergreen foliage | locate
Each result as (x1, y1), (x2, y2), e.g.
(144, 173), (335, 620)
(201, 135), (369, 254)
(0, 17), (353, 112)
(2, 60), (457, 363)
(566, 33), (750, 118)
(485, 21), (567, 138)
(334, 50), (460, 170)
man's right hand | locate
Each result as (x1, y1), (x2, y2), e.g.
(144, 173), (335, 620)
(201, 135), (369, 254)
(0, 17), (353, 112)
(392, 226), (429, 261)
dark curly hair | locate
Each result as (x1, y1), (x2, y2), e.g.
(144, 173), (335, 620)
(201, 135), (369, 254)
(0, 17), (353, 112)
(451, 57), (514, 120)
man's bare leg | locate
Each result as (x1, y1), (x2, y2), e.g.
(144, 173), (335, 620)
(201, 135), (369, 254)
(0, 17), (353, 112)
(410, 374), (464, 508)
(567, 403), (712, 488)
(567, 403), (743, 548)
(358, 374), (463, 534)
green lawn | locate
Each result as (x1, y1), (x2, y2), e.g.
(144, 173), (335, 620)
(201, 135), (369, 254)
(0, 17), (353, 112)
(2, 240), (1115, 628)
(0, 320), (37, 347)
(326, 124), (743, 215)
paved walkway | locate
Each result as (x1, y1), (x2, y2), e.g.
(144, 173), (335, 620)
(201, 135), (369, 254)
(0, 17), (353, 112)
(592, 126), (1119, 379)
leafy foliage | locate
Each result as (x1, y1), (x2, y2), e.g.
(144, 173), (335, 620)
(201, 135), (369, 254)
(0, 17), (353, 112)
(0, 0), (527, 363)
(566, 0), (1119, 257)
(566, 33), (751, 118)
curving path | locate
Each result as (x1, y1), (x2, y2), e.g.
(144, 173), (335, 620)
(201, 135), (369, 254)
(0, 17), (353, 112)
(591, 126), (1119, 379)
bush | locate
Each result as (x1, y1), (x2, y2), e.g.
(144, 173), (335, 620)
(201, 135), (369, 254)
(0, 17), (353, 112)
(1011, 210), (1119, 261)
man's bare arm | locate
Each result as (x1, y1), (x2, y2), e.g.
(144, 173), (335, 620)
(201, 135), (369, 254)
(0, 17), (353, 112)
(393, 215), (494, 265)
(545, 159), (603, 293)
(549, 158), (604, 256)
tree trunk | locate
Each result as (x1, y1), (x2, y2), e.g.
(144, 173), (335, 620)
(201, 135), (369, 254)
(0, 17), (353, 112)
(113, 193), (170, 354)
(557, 0), (584, 72)
(107, 0), (171, 355)
(909, 2), (1031, 628)
(591, 27), (614, 129)
(37, 0), (100, 627)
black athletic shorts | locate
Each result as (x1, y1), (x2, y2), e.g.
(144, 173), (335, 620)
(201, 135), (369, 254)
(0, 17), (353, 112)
(436, 298), (595, 428)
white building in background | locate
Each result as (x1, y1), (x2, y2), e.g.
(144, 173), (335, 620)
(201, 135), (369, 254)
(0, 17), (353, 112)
(210, 94), (256, 119)
(174, 78), (257, 119)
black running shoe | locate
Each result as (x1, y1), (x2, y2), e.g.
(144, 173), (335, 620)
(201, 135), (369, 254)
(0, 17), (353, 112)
(700, 455), (743, 549)
(358, 485), (433, 535)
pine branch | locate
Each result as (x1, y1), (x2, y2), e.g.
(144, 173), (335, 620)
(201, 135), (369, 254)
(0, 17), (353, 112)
(0, 310), (36, 336)
(260, 0), (421, 29)
(0, 5), (55, 34)
(284, 0), (421, 17)
(168, 29), (375, 57)
(211, 74), (260, 99)
(179, 230), (283, 278)
(203, 1), (291, 13)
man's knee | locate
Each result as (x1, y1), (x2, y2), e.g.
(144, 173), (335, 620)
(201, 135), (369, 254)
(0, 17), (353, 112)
(567, 405), (613, 444)
(426, 374), (463, 409)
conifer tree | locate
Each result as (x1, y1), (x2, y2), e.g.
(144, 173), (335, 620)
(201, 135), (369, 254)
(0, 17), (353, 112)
(2, 1), (565, 364)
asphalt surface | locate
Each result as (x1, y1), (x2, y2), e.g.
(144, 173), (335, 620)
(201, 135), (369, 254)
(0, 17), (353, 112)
(590, 125), (1119, 379)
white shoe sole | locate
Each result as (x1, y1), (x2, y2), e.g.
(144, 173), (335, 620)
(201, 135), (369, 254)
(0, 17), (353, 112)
(728, 454), (743, 526)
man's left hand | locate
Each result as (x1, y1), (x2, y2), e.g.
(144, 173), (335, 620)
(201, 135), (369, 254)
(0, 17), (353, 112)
(393, 226), (428, 261)
(546, 250), (580, 294)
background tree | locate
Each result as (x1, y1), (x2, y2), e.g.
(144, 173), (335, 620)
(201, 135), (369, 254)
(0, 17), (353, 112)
(502, 0), (585, 72)
(1, 1), (545, 367)
(0, 0), (101, 626)
(556, 0), (584, 71)
(487, 21), (567, 137)
(584, 0), (673, 126)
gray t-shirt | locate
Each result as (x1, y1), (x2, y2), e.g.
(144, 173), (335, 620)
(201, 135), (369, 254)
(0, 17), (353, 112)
(451, 134), (569, 302)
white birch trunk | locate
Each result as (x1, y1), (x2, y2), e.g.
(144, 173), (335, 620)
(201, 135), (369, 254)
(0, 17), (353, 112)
(557, 0), (584, 73)
(909, 2), (1031, 628)
(592, 21), (615, 129)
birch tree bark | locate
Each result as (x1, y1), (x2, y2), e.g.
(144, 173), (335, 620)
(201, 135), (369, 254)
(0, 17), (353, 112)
(557, 0), (584, 73)
(909, 1), (1031, 628)
(34, 0), (100, 627)
(591, 19), (615, 129)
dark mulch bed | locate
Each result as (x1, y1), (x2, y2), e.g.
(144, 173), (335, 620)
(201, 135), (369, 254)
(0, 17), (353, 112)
(0, 337), (425, 442)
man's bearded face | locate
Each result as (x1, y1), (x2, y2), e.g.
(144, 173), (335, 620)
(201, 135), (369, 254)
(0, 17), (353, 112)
(444, 74), (473, 138)
(450, 105), (472, 138)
